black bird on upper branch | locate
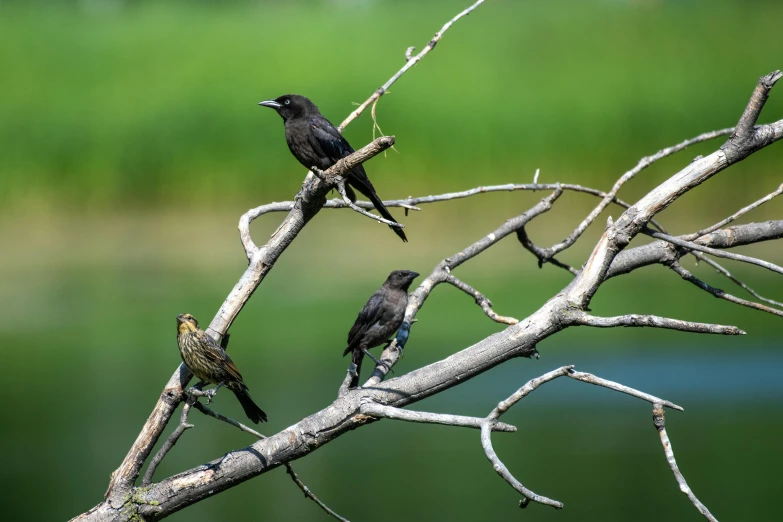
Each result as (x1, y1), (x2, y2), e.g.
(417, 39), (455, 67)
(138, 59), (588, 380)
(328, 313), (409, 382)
(259, 94), (407, 242)
(176, 314), (267, 423)
(344, 270), (419, 388)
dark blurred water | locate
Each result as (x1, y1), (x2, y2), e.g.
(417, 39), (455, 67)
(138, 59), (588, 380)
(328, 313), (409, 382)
(2, 251), (781, 521)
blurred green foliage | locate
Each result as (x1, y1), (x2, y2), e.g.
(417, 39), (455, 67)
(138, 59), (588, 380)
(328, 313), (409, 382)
(1, 1), (782, 521)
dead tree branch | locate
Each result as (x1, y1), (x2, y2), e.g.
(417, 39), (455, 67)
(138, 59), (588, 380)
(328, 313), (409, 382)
(101, 135), (394, 510)
(534, 127), (734, 264)
(359, 402), (517, 432)
(574, 312), (745, 335)
(653, 404), (718, 522)
(338, 0), (487, 130)
(643, 228), (783, 275)
(479, 366), (684, 510)
(443, 274), (520, 325)
(71, 39), (783, 522)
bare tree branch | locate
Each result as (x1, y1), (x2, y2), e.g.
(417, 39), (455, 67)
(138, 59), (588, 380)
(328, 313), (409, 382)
(605, 220), (783, 280)
(536, 127), (734, 263)
(443, 274), (520, 325)
(338, 0), (487, 131)
(644, 228), (783, 276)
(359, 402), (517, 432)
(698, 254), (783, 308)
(480, 422), (563, 510)
(141, 396), (194, 486)
(516, 226), (579, 274)
(724, 70), (783, 159)
(363, 187), (562, 388)
(193, 402), (349, 522)
(238, 135), (396, 258)
(566, 370), (684, 412)
(670, 261), (783, 317)
(333, 178), (405, 229)
(683, 183), (783, 241)
(575, 312), (745, 336)
(480, 366), (684, 510)
(102, 135), (395, 507)
(285, 466), (350, 522)
(652, 404), (718, 522)
(73, 55), (783, 521)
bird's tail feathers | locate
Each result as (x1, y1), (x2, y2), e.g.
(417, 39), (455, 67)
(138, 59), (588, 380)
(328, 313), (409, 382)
(348, 179), (407, 242)
(232, 387), (268, 424)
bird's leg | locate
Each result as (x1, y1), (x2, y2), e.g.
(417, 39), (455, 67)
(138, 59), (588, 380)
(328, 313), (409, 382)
(185, 380), (209, 399)
(362, 348), (394, 374)
(205, 382), (225, 404)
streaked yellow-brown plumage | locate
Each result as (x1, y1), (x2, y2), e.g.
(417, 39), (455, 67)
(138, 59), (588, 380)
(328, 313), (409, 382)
(176, 313), (267, 423)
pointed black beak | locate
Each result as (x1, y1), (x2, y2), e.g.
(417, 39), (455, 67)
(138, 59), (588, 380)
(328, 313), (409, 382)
(409, 271), (420, 280)
(259, 100), (282, 109)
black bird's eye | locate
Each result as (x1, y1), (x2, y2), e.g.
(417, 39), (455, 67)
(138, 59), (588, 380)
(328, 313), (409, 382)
(284, 99), (291, 105)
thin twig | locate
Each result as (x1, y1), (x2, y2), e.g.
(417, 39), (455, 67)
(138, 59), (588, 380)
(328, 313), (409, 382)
(539, 128), (734, 262)
(670, 261), (783, 317)
(653, 404), (718, 522)
(683, 183), (783, 240)
(731, 71), (782, 143)
(237, 135), (395, 258)
(516, 227), (579, 275)
(192, 402), (349, 521)
(644, 228), (783, 276)
(480, 421), (564, 510)
(444, 274), (520, 325)
(567, 370), (684, 411)
(334, 179), (404, 228)
(575, 312), (745, 335)
(285, 466), (350, 522)
(363, 188), (563, 388)
(141, 397), (194, 486)
(481, 366), (685, 510)
(697, 255), (783, 308)
(338, 0), (487, 131)
(360, 402), (517, 432)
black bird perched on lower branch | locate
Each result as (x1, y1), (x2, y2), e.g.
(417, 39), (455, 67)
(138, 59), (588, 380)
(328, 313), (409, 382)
(176, 314), (267, 423)
(344, 270), (419, 388)
(258, 94), (407, 242)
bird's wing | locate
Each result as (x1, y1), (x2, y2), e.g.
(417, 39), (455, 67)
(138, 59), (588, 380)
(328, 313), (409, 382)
(203, 335), (244, 382)
(309, 117), (377, 196)
(309, 117), (355, 162)
(345, 291), (386, 355)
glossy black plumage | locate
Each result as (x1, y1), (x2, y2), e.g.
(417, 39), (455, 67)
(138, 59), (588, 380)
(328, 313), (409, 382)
(176, 314), (267, 423)
(344, 270), (419, 388)
(259, 94), (407, 242)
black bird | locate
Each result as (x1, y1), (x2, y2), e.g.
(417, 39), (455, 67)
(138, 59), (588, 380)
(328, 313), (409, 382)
(259, 94), (407, 242)
(343, 270), (419, 388)
(176, 314), (267, 423)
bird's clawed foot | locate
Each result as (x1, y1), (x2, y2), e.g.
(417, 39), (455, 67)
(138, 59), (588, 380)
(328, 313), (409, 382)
(205, 383), (225, 404)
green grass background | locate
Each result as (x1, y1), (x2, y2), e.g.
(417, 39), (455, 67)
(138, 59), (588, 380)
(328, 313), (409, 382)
(1, 0), (781, 520)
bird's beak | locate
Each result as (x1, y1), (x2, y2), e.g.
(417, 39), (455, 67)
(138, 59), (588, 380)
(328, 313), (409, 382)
(409, 272), (420, 280)
(258, 100), (282, 109)
(176, 314), (185, 323)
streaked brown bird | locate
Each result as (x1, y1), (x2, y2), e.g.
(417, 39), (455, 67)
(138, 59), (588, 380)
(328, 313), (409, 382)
(344, 270), (419, 388)
(176, 313), (267, 423)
